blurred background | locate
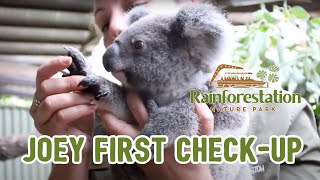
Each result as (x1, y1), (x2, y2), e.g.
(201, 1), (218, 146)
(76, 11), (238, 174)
(0, 0), (319, 179)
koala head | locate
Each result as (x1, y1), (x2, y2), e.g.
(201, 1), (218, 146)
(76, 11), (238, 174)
(103, 4), (234, 101)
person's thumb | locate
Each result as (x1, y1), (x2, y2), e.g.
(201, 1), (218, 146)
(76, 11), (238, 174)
(195, 102), (214, 136)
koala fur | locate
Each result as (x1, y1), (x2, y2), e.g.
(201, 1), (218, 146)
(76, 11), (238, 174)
(65, 3), (251, 180)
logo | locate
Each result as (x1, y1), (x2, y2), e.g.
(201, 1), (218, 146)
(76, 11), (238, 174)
(209, 64), (279, 88)
(190, 64), (302, 113)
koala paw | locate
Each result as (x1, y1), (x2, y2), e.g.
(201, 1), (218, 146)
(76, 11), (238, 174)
(63, 46), (92, 77)
(78, 75), (111, 100)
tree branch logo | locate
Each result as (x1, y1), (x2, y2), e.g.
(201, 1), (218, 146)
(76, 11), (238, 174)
(209, 64), (280, 88)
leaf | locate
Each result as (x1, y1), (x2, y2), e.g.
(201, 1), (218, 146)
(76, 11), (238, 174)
(260, 56), (275, 68)
(288, 78), (298, 92)
(313, 72), (320, 87)
(240, 57), (248, 64)
(254, 9), (265, 21)
(239, 36), (250, 44)
(279, 65), (292, 83)
(291, 67), (305, 84)
(306, 82), (320, 93)
(290, 6), (310, 19)
(270, 36), (278, 46)
(248, 32), (267, 69)
(314, 105), (320, 120)
(284, 10), (291, 18)
(317, 63), (320, 75)
(288, 44), (298, 51)
(263, 12), (277, 23)
(304, 58), (313, 79)
(277, 38), (285, 64)
(259, 24), (270, 32)
(310, 18), (320, 27)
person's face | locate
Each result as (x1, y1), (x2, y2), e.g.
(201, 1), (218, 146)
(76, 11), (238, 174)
(94, 0), (151, 47)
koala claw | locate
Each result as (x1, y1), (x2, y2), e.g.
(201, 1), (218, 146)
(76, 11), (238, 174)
(61, 70), (71, 77)
(78, 75), (111, 100)
(96, 92), (109, 99)
(64, 46), (92, 76)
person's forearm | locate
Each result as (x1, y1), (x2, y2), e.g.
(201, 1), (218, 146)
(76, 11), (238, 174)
(49, 150), (90, 180)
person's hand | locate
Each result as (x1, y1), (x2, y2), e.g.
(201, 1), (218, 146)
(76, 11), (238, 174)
(29, 56), (97, 150)
(29, 57), (97, 180)
(98, 91), (214, 180)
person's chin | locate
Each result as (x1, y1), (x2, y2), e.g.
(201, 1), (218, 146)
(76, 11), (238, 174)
(112, 71), (131, 88)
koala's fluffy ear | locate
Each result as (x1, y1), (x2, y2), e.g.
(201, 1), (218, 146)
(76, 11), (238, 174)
(127, 6), (150, 25)
(171, 4), (234, 72)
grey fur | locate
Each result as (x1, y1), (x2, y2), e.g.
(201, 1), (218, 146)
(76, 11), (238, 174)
(66, 3), (251, 180)
(126, 6), (150, 25)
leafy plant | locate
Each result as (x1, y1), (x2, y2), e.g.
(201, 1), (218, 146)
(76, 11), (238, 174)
(232, 1), (320, 132)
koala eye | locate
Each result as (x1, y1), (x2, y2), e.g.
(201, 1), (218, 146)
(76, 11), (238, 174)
(133, 40), (144, 50)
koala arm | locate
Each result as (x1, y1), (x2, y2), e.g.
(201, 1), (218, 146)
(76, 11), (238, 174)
(64, 47), (134, 125)
(64, 47), (116, 98)
(141, 96), (199, 145)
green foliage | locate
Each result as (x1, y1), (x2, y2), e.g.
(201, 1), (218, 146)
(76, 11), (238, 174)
(232, 2), (320, 129)
(290, 6), (310, 19)
(0, 95), (32, 108)
(315, 105), (320, 119)
(315, 105), (320, 134)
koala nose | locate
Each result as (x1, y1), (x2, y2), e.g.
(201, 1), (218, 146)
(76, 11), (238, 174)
(103, 43), (122, 72)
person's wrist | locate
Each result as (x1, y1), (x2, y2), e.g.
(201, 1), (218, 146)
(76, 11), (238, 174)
(54, 138), (91, 166)
(50, 143), (91, 180)
(81, 137), (92, 158)
(51, 136), (92, 168)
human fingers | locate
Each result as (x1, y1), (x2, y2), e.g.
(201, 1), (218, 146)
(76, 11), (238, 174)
(32, 92), (95, 126)
(36, 56), (72, 88)
(30, 57), (72, 114)
(37, 75), (87, 100)
(47, 104), (96, 126)
(195, 102), (214, 136)
(40, 112), (95, 137)
(126, 91), (149, 129)
(98, 112), (140, 138)
(69, 114), (95, 137)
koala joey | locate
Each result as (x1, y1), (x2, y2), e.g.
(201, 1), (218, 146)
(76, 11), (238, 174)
(64, 3), (252, 180)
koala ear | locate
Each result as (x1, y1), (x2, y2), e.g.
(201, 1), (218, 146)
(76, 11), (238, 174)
(171, 4), (234, 72)
(127, 6), (150, 25)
